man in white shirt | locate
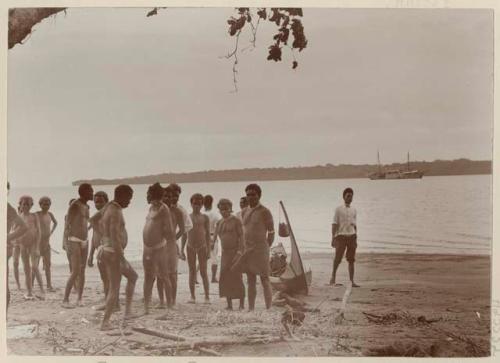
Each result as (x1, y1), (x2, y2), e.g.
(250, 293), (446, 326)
(203, 195), (221, 283)
(330, 188), (359, 287)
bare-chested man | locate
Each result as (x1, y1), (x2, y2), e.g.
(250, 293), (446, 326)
(99, 184), (137, 330)
(62, 183), (93, 308)
(35, 197), (58, 292)
(143, 183), (176, 314)
(87, 191), (121, 312)
(7, 182), (28, 309)
(155, 183), (188, 307)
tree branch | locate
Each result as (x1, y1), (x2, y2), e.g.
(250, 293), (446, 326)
(9, 8), (66, 49)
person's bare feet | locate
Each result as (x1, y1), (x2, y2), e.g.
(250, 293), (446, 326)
(155, 303), (166, 309)
(100, 322), (113, 331)
(352, 282), (360, 288)
(203, 297), (210, 305)
(187, 298), (196, 304)
(61, 301), (74, 309)
(47, 286), (56, 293)
(24, 294), (34, 301)
(76, 299), (84, 307)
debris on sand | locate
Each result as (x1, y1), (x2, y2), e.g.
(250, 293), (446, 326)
(362, 311), (441, 326)
(365, 341), (435, 357)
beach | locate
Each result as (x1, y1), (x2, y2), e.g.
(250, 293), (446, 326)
(6, 251), (491, 357)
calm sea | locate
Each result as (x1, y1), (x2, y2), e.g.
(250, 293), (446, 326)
(8, 175), (492, 265)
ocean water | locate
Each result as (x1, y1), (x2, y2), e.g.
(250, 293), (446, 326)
(8, 175), (492, 265)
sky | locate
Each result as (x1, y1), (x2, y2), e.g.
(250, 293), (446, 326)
(8, 8), (493, 187)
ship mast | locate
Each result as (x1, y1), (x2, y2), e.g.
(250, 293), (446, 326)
(407, 151), (410, 171)
(377, 150), (381, 173)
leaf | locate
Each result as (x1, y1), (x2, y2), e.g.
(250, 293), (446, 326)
(269, 9), (282, 26)
(257, 8), (267, 20)
(146, 8), (158, 17)
(238, 7), (249, 15)
(267, 44), (282, 62)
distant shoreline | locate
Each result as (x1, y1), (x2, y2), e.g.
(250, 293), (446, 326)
(72, 158), (491, 186)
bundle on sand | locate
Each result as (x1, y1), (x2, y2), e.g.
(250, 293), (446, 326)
(272, 291), (319, 312)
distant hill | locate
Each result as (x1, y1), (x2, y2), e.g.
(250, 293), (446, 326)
(73, 158), (492, 186)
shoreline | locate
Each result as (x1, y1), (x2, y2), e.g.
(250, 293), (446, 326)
(7, 251), (491, 357)
(45, 251), (492, 268)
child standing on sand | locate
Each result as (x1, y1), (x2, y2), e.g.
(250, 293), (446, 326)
(18, 195), (44, 299)
(35, 197), (58, 292)
(181, 193), (211, 304)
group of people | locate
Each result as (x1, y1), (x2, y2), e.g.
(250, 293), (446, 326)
(6, 181), (281, 330)
(6, 181), (360, 330)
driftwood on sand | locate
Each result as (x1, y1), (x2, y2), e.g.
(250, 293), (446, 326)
(133, 326), (285, 352)
(131, 327), (187, 342)
(334, 281), (353, 324)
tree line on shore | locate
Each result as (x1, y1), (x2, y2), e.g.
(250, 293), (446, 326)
(73, 158), (491, 186)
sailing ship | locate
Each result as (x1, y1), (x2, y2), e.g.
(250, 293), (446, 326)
(368, 151), (424, 180)
(269, 201), (312, 295)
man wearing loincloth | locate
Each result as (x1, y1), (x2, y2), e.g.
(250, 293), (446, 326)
(7, 182), (28, 309)
(155, 184), (186, 307)
(240, 183), (275, 310)
(99, 184), (137, 330)
(143, 183), (176, 314)
(204, 194), (221, 283)
(330, 187), (360, 287)
(62, 183), (93, 307)
(35, 196), (58, 292)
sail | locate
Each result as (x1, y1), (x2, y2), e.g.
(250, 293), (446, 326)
(279, 201), (309, 294)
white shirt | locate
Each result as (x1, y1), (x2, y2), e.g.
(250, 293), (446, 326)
(204, 209), (221, 235)
(176, 204), (193, 233)
(333, 204), (357, 236)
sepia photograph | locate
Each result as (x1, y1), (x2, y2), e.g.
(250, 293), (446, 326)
(3, 2), (495, 359)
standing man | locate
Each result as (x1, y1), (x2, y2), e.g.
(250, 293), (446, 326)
(330, 187), (359, 287)
(143, 183), (176, 314)
(241, 184), (274, 310)
(203, 195), (221, 283)
(99, 184), (137, 330)
(7, 182), (28, 309)
(62, 183), (93, 308)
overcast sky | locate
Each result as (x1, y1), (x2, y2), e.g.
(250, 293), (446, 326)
(8, 8), (493, 187)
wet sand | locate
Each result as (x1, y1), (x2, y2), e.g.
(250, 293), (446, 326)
(6, 252), (491, 357)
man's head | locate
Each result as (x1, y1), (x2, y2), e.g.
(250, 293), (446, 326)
(39, 196), (52, 211)
(167, 184), (180, 205)
(114, 184), (134, 208)
(78, 183), (94, 202)
(203, 195), (213, 210)
(148, 183), (164, 205)
(19, 195), (34, 213)
(190, 193), (204, 213)
(343, 187), (354, 205)
(239, 196), (248, 210)
(245, 183), (262, 208)
(217, 198), (233, 218)
(94, 191), (109, 210)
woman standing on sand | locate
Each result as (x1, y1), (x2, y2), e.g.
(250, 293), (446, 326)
(214, 198), (245, 310)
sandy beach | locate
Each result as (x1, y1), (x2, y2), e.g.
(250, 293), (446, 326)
(6, 251), (491, 357)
